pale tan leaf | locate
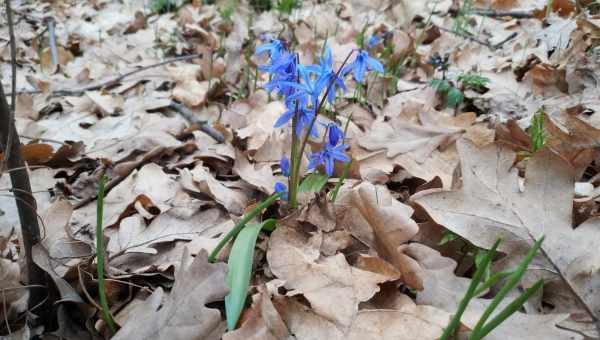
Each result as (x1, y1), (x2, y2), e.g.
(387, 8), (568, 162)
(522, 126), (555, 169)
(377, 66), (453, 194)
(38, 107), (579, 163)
(113, 250), (228, 340)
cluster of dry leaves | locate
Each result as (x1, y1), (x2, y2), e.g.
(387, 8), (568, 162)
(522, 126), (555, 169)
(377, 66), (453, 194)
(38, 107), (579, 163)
(1, 0), (600, 338)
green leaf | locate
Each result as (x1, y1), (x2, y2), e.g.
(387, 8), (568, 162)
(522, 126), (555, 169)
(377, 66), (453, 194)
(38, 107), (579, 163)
(299, 172), (329, 193)
(225, 219), (277, 330)
(446, 87), (465, 108)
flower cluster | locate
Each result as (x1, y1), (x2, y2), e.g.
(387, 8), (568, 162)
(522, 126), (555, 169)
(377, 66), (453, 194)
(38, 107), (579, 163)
(255, 39), (383, 198)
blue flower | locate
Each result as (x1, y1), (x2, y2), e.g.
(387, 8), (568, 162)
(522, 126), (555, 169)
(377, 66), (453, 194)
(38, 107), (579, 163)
(326, 123), (344, 146)
(255, 39), (286, 61)
(313, 47), (347, 104)
(273, 104), (319, 137)
(308, 143), (350, 176)
(280, 156), (290, 177)
(367, 35), (381, 49)
(274, 182), (288, 201)
(343, 50), (384, 83)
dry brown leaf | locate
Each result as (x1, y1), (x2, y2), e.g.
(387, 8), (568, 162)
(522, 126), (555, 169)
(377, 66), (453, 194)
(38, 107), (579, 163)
(272, 295), (450, 340)
(112, 250), (228, 340)
(334, 182), (422, 289)
(412, 139), (600, 333)
(232, 149), (278, 194)
(180, 164), (249, 215)
(358, 119), (464, 162)
(267, 225), (393, 327)
(223, 292), (290, 340)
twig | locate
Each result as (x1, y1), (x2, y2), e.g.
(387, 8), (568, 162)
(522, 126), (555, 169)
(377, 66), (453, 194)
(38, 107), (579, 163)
(49, 53), (203, 97)
(471, 8), (536, 19)
(43, 17), (58, 70)
(1, 0), (17, 179)
(0, 67), (49, 323)
(168, 101), (225, 143)
(437, 26), (494, 49)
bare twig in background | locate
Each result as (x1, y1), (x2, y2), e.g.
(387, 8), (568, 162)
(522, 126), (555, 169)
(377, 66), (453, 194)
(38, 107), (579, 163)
(1, 0), (49, 323)
(7, 53), (204, 97)
(51, 53), (203, 96)
(436, 26), (517, 51)
(43, 17), (58, 69)
(1, 0), (17, 178)
(471, 8), (536, 19)
(169, 101), (225, 143)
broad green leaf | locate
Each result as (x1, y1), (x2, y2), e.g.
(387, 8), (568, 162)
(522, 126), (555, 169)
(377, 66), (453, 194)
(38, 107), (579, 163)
(299, 172), (328, 193)
(225, 219), (277, 330)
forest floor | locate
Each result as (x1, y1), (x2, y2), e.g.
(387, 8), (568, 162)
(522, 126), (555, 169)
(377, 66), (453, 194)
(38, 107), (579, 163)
(1, 0), (600, 339)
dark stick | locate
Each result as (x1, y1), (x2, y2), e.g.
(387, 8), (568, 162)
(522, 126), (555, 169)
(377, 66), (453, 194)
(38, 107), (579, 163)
(0, 74), (48, 321)
(471, 8), (536, 19)
(2, 0), (17, 177)
(168, 101), (225, 143)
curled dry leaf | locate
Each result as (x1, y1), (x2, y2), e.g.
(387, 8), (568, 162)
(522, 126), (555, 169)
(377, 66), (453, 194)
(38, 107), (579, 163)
(334, 182), (422, 289)
(222, 292), (290, 340)
(232, 149), (278, 194)
(112, 250), (228, 340)
(180, 164), (249, 215)
(412, 139), (600, 335)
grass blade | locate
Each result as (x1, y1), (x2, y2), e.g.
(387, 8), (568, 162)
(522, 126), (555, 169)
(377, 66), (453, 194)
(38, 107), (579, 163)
(441, 238), (501, 340)
(473, 270), (514, 297)
(96, 176), (116, 334)
(470, 279), (544, 340)
(225, 219), (277, 330)
(469, 236), (544, 337)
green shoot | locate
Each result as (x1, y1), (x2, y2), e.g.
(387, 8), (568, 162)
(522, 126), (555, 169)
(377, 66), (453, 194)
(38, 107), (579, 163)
(276, 0), (301, 14)
(150, 0), (176, 14)
(208, 192), (283, 262)
(441, 237), (545, 339)
(469, 236), (545, 337)
(356, 23), (369, 50)
(440, 238), (501, 340)
(453, 0), (474, 35)
(530, 109), (546, 153)
(299, 172), (329, 193)
(219, 4), (235, 21)
(457, 73), (490, 92)
(430, 79), (464, 108)
(96, 176), (116, 334)
(250, 0), (272, 12)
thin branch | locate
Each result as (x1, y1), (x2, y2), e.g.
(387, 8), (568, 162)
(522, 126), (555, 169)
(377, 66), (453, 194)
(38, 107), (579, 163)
(49, 53), (203, 96)
(168, 101), (225, 143)
(1, 0), (17, 178)
(471, 8), (536, 19)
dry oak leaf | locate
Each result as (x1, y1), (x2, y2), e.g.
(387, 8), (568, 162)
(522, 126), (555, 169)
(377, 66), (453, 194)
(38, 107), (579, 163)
(267, 226), (394, 327)
(232, 149), (279, 195)
(334, 182), (423, 290)
(407, 243), (582, 340)
(112, 250), (228, 340)
(358, 119), (464, 163)
(222, 292), (290, 340)
(412, 139), (600, 330)
(272, 296), (450, 340)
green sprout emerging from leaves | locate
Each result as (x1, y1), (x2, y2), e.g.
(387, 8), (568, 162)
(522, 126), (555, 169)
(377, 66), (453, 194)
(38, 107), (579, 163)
(150, 0), (177, 14)
(457, 72), (490, 92)
(430, 78), (464, 108)
(519, 109), (547, 159)
(276, 0), (302, 14)
(441, 237), (545, 340)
